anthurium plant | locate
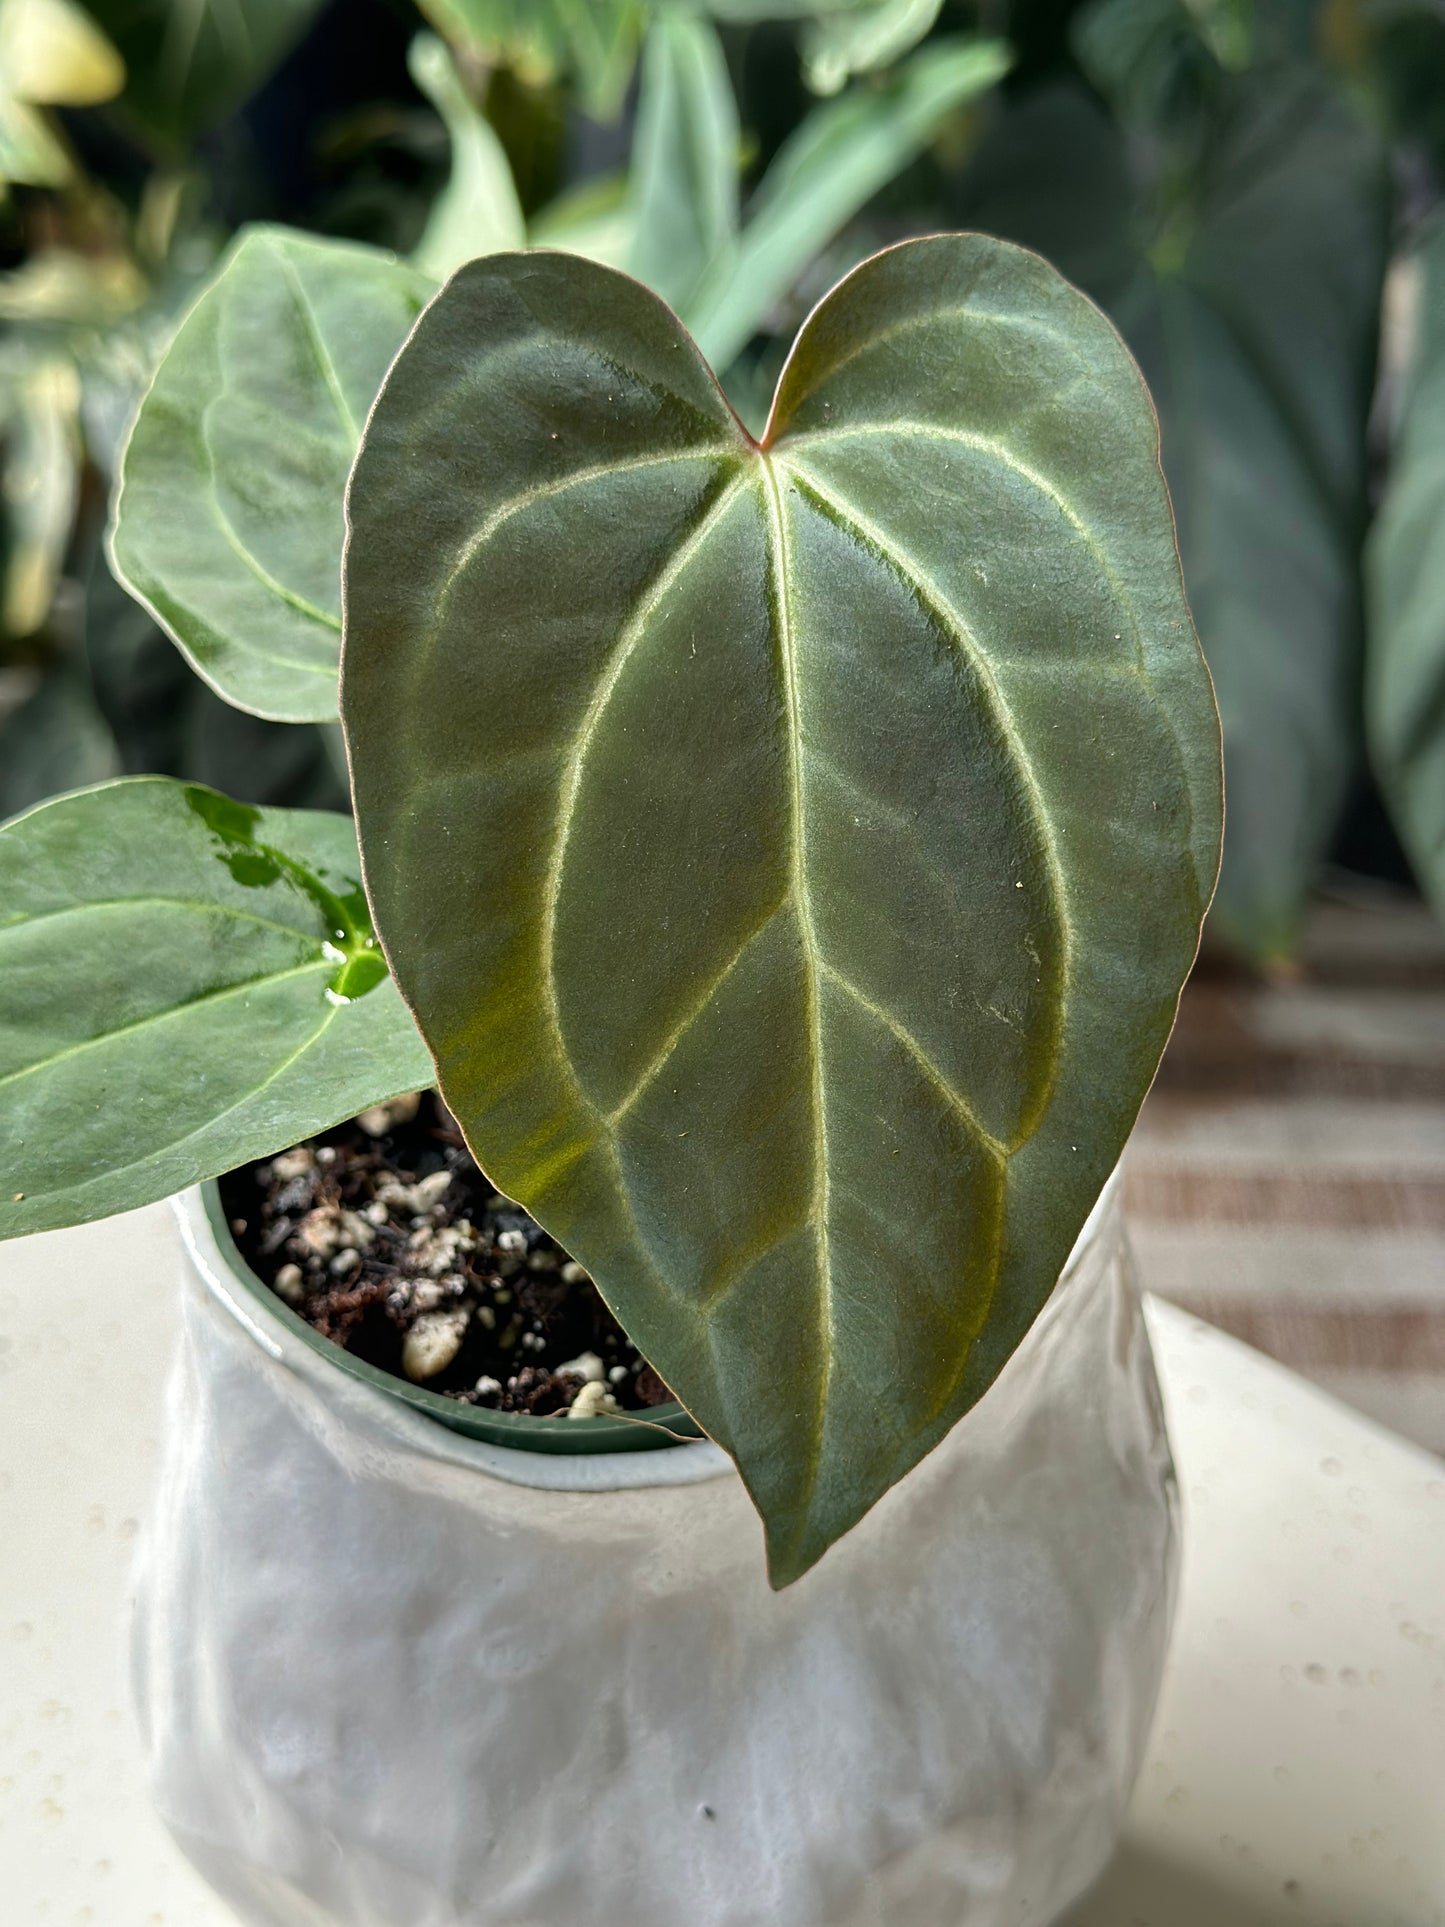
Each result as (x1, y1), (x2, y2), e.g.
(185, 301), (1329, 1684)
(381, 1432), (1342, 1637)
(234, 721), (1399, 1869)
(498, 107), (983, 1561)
(0, 224), (1221, 1586)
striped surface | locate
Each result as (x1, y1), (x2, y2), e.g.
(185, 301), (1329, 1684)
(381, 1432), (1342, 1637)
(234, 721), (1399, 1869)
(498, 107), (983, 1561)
(1127, 886), (1445, 1457)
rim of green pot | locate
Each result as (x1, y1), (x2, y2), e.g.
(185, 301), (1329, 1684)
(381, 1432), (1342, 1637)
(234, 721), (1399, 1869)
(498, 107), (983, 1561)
(199, 1179), (703, 1455)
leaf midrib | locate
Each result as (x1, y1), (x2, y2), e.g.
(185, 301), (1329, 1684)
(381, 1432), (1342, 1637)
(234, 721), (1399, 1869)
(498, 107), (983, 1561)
(0, 956), (328, 1095)
(273, 239), (361, 443)
(1, 893), (332, 942)
(540, 467), (750, 1099)
(539, 440), (1037, 1355)
(778, 453), (1070, 1151)
(5, 993), (346, 1211)
(758, 451), (834, 1525)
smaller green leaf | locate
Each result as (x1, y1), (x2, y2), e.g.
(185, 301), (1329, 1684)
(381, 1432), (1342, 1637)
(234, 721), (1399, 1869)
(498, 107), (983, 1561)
(1367, 221), (1445, 920)
(409, 33), (525, 282)
(802, 0), (944, 96)
(0, 777), (432, 1240)
(625, 11), (738, 314)
(705, 1), (880, 19)
(416, 0), (644, 120)
(685, 36), (1011, 372)
(108, 226), (432, 724)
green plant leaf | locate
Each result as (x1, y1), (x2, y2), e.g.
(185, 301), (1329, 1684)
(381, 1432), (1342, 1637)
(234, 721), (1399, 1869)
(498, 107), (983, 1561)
(1073, 0), (1252, 133)
(342, 239), (1221, 1584)
(0, 776), (431, 1240)
(409, 33), (525, 282)
(1129, 76), (1389, 961)
(957, 73), (1388, 962)
(108, 226), (432, 724)
(1366, 220), (1445, 920)
(705, 1), (881, 19)
(75, 0), (324, 145)
(802, 0), (944, 95)
(684, 37), (1012, 372)
(415, 0), (644, 119)
(624, 10), (738, 314)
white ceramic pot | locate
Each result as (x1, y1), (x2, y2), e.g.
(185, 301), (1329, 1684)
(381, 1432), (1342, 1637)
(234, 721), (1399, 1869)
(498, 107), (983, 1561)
(131, 1174), (1177, 1927)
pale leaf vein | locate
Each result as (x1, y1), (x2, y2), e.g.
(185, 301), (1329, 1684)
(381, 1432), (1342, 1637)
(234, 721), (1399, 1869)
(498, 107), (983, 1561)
(782, 459), (1068, 1151)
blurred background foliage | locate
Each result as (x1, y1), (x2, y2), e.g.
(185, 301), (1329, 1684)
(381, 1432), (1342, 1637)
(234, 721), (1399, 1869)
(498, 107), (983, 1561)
(2, 0), (1444, 964)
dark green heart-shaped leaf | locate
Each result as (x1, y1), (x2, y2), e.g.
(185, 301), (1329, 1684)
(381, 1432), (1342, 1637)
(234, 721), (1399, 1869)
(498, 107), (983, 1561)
(342, 240), (1221, 1584)
(0, 777), (431, 1239)
(1367, 218), (1445, 919)
(109, 226), (432, 723)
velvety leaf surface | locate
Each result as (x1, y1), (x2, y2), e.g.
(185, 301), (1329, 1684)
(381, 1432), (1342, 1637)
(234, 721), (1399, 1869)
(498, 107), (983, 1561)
(1366, 219), (1445, 919)
(342, 240), (1221, 1583)
(109, 226), (432, 723)
(0, 777), (431, 1239)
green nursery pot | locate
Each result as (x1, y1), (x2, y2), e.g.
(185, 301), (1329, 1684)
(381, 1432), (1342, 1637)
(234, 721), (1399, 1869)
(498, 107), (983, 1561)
(198, 1179), (704, 1455)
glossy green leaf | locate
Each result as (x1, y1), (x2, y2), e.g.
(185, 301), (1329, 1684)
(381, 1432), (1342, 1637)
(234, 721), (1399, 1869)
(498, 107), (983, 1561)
(409, 33), (525, 282)
(75, 0), (323, 144)
(0, 777), (431, 1240)
(342, 239), (1221, 1584)
(625, 11), (738, 314)
(108, 226), (432, 724)
(1366, 221), (1445, 920)
(685, 37), (1012, 372)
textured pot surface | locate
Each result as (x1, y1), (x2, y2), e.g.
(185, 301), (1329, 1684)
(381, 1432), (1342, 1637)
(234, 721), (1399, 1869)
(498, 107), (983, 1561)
(131, 1178), (1177, 1927)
